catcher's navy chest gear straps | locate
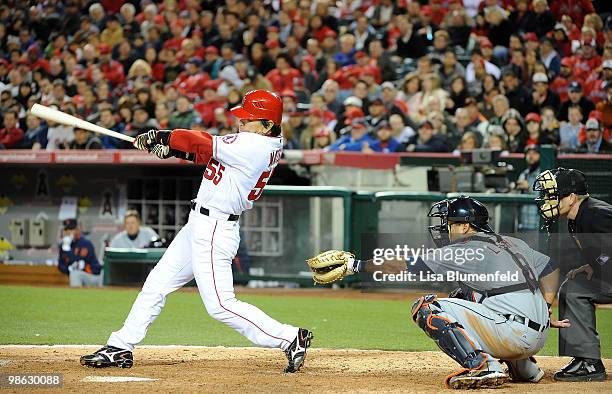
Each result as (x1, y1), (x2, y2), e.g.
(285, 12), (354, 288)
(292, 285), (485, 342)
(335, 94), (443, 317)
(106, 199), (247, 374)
(468, 235), (539, 297)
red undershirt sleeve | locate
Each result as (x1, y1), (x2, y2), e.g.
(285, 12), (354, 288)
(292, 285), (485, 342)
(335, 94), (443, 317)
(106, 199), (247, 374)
(169, 129), (213, 165)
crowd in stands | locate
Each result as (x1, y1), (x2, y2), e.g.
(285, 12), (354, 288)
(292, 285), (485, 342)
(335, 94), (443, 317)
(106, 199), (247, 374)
(0, 0), (611, 154)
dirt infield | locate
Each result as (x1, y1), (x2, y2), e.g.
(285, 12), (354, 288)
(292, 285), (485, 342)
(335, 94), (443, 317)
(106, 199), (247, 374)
(0, 346), (610, 393)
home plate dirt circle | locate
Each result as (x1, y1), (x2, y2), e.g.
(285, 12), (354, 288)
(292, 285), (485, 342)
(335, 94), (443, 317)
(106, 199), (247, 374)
(82, 376), (159, 383)
(0, 345), (611, 393)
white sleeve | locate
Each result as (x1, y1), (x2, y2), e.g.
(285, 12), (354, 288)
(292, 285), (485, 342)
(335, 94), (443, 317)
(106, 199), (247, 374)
(144, 226), (159, 239)
(109, 232), (124, 248)
(212, 133), (266, 174)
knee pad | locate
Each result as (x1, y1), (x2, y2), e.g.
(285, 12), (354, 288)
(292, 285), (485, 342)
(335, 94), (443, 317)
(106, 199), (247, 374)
(411, 294), (438, 327)
(411, 294), (486, 370)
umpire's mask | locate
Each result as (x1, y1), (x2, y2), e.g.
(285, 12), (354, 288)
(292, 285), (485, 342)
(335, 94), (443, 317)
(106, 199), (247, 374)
(533, 169), (560, 224)
(533, 168), (588, 228)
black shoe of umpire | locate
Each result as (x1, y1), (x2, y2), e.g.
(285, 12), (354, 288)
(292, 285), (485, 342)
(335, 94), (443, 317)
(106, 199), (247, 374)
(284, 328), (313, 373)
(80, 345), (134, 368)
(553, 357), (606, 382)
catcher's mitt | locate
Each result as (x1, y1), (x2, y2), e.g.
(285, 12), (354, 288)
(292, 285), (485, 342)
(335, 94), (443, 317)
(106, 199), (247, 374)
(306, 250), (355, 284)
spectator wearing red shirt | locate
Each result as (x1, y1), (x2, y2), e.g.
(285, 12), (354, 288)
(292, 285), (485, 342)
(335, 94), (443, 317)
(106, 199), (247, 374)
(550, 57), (574, 102)
(90, 44), (125, 87)
(176, 58), (210, 98)
(177, 39), (204, 64)
(162, 22), (186, 52)
(549, 0), (594, 29)
(570, 39), (602, 84)
(596, 81), (612, 130)
(429, 0), (448, 27)
(311, 22), (335, 46)
(144, 46), (165, 82)
(265, 54), (302, 92)
(584, 59), (612, 104)
(0, 111), (24, 149)
(193, 82), (225, 127)
(26, 45), (50, 74)
(551, 23), (573, 57)
(560, 14), (582, 41)
(380, 81), (409, 118)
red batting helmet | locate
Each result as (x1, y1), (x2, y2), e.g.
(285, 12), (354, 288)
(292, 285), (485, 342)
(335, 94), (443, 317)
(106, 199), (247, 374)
(230, 89), (283, 125)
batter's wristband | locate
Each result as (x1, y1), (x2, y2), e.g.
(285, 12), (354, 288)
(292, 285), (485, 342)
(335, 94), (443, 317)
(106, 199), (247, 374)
(169, 149), (195, 162)
(354, 259), (363, 273)
(156, 130), (172, 145)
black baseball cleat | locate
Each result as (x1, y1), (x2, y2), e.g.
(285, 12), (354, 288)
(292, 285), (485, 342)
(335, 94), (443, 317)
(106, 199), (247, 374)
(80, 345), (133, 369)
(553, 357), (607, 382)
(284, 328), (313, 373)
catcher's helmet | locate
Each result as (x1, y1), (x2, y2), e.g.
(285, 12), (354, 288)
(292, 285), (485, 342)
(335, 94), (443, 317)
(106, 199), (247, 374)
(230, 89), (283, 125)
(532, 167), (588, 225)
(427, 196), (493, 247)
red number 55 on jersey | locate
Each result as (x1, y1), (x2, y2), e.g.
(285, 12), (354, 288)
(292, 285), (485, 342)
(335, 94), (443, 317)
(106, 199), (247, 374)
(203, 158), (225, 185)
(248, 170), (273, 201)
(203, 158), (272, 201)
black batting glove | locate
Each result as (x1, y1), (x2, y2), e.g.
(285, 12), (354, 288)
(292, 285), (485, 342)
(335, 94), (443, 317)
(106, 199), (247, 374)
(151, 144), (172, 159)
(134, 129), (172, 151)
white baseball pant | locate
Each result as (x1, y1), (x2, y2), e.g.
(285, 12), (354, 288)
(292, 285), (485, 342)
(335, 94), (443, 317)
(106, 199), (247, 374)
(108, 210), (298, 351)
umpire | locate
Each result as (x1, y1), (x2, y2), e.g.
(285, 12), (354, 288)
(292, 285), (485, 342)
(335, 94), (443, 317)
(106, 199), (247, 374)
(533, 168), (612, 382)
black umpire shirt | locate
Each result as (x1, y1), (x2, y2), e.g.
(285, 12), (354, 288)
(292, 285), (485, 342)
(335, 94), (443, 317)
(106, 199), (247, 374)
(569, 197), (612, 285)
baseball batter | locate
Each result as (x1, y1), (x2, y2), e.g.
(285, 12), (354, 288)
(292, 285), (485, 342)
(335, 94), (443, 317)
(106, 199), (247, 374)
(81, 90), (313, 373)
(307, 197), (569, 389)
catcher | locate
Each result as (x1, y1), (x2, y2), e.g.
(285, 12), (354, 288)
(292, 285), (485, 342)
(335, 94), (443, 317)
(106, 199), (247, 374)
(307, 196), (569, 389)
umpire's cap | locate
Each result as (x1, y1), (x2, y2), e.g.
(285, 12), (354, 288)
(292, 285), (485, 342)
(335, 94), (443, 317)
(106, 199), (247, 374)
(533, 168), (588, 224)
(533, 167), (588, 198)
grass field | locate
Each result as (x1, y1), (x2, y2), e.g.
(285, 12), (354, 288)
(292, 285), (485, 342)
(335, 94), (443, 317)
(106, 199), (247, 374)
(1, 285), (611, 357)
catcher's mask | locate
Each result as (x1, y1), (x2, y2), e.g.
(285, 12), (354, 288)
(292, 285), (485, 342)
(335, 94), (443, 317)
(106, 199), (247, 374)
(532, 168), (588, 228)
(427, 196), (493, 248)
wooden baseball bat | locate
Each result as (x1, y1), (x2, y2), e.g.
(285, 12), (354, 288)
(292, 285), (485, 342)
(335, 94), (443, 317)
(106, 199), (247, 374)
(30, 103), (135, 143)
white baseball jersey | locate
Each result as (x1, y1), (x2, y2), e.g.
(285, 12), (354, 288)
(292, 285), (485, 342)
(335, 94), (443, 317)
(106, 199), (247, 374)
(196, 132), (283, 215)
(107, 130), (298, 353)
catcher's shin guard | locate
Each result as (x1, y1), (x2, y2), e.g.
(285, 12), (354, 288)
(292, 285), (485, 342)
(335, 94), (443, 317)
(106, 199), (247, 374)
(411, 295), (487, 370)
